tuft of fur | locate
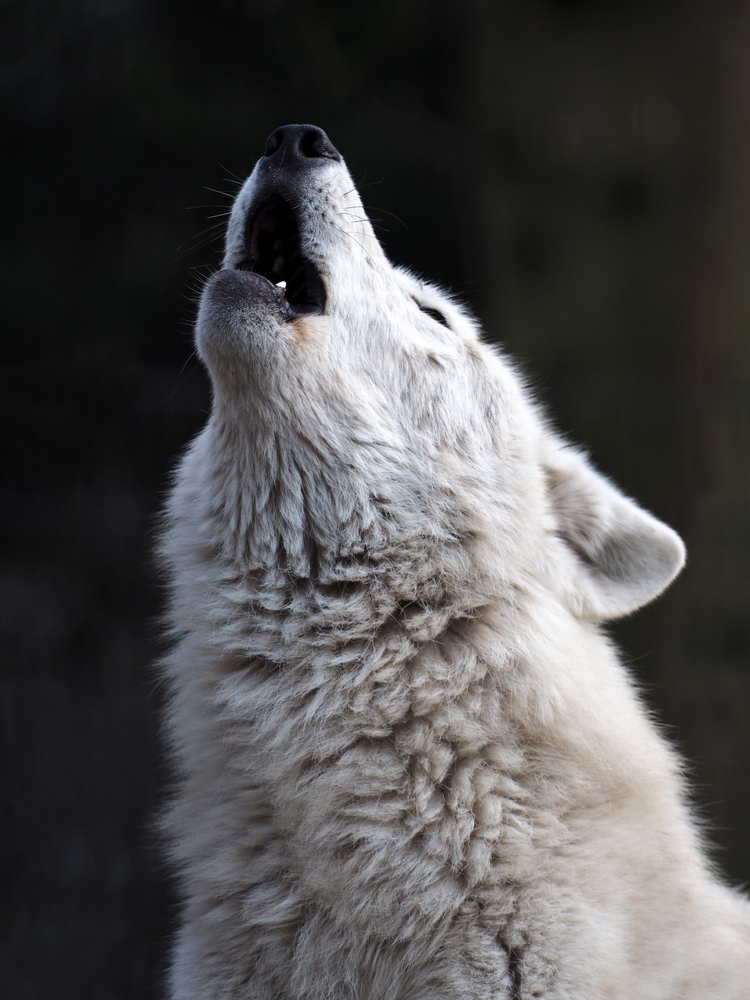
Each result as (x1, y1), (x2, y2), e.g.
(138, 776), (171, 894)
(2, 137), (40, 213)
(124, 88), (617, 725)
(160, 126), (750, 999)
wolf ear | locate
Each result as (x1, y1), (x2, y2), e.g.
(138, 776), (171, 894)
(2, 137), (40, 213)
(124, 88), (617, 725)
(542, 441), (685, 622)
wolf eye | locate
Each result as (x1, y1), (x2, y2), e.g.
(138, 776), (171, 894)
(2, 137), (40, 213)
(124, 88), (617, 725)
(415, 301), (450, 329)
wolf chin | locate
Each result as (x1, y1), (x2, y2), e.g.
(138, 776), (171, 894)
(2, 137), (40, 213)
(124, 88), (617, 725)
(160, 125), (750, 998)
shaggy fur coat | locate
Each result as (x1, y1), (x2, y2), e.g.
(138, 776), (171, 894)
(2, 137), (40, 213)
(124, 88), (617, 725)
(160, 125), (750, 999)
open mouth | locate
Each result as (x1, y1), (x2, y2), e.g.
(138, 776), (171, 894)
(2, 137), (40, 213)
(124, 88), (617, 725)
(235, 195), (326, 317)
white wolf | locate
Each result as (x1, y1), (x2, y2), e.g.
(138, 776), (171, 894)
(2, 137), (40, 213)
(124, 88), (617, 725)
(160, 125), (750, 999)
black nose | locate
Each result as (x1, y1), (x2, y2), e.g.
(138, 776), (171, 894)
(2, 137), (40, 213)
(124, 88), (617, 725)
(262, 124), (341, 166)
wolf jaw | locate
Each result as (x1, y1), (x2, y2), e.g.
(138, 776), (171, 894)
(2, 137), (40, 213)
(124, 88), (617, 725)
(236, 193), (327, 317)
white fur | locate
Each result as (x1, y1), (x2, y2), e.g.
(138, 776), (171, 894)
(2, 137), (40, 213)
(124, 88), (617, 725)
(160, 138), (750, 999)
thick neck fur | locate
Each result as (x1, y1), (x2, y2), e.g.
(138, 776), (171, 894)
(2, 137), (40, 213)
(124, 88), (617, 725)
(167, 397), (518, 667)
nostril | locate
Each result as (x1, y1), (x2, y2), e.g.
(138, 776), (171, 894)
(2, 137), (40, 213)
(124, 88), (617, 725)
(263, 129), (284, 158)
(297, 126), (340, 161)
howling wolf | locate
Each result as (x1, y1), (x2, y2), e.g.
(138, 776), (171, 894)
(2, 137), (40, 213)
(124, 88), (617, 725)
(160, 124), (750, 999)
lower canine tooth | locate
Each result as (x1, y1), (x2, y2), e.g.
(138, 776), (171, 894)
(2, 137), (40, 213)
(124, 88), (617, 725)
(275, 281), (287, 292)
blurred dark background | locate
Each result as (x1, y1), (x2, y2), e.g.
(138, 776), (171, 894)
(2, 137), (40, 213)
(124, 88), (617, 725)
(2, 0), (750, 996)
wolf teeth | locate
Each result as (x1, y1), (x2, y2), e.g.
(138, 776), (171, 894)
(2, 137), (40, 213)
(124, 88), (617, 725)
(275, 281), (287, 292)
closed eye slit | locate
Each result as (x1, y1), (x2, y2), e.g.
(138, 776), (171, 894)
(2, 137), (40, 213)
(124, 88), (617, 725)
(415, 300), (451, 329)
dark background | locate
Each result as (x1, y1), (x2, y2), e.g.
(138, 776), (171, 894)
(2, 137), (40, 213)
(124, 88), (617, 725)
(3, 1), (750, 996)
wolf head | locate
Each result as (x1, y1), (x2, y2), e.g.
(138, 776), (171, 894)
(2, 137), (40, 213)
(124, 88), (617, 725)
(193, 124), (684, 626)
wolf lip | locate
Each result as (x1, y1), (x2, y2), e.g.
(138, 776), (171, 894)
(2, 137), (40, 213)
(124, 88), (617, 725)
(236, 194), (326, 318)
